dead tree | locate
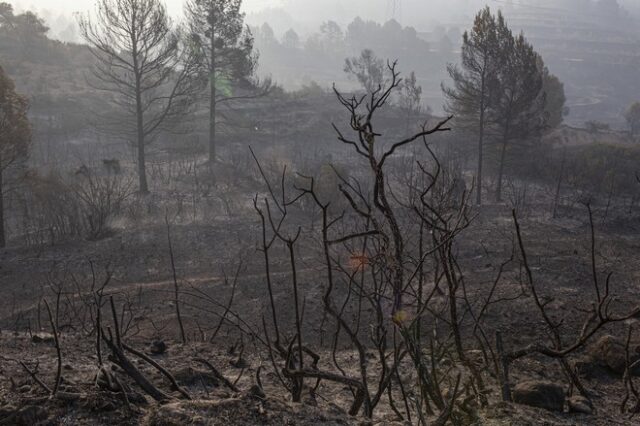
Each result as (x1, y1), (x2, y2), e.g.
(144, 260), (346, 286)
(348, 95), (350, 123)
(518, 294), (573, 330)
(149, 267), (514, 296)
(251, 62), (487, 423)
(78, 0), (202, 193)
(98, 296), (188, 402)
(502, 206), (640, 401)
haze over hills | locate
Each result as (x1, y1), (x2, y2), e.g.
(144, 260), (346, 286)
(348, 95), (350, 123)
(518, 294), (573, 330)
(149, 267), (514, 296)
(244, 1), (640, 128)
(17, 0), (639, 42)
(5, 0), (640, 128)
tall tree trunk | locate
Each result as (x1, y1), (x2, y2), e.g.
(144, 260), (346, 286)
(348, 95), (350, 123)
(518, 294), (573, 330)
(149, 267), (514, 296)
(208, 14), (216, 163)
(476, 65), (489, 206)
(209, 72), (216, 163)
(496, 125), (510, 202)
(477, 105), (485, 206)
(496, 141), (507, 203)
(135, 83), (148, 193)
(131, 19), (148, 194)
(0, 168), (5, 248)
(552, 148), (566, 218)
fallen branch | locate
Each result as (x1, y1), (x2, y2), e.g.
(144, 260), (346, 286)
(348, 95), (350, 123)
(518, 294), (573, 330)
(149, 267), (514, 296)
(123, 343), (191, 400)
(18, 361), (51, 394)
(285, 368), (365, 415)
(100, 297), (172, 402)
(193, 358), (239, 392)
(102, 330), (172, 402)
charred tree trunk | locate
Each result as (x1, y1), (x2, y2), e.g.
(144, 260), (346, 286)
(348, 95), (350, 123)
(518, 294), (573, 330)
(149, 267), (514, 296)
(208, 10), (217, 164)
(476, 72), (487, 206)
(477, 112), (484, 206)
(209, 77), (216, 163)
(0, 167), (5, 249)
(135, 98), (148, 194)
(131, 15), (148, 194)
(495, 130), (509, 203)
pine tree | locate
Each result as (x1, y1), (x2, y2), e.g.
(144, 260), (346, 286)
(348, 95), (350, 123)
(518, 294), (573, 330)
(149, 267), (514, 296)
(282, 29), (300, 49)
(491, 31), (546, 202)
(442, 7), (501, 205)
(444, 7), (554, 203)
(344, 49), (386, 93)
(541, 65), (567, 129)
(185, 0), (258, 163)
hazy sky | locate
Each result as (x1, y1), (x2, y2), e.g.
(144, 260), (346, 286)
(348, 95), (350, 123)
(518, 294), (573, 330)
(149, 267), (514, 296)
(12, 0), (640, 33)
(12, 0), (478, 34)
(12, 0), (640, 15)
(10, 1), (510, 20)
(14, 0), (283, 15)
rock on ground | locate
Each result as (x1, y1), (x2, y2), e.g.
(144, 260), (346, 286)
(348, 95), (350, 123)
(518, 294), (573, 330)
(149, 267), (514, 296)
(587, 335), (640, 375)
(568, 395), (593, 415)
(512, 381), (565, 412)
